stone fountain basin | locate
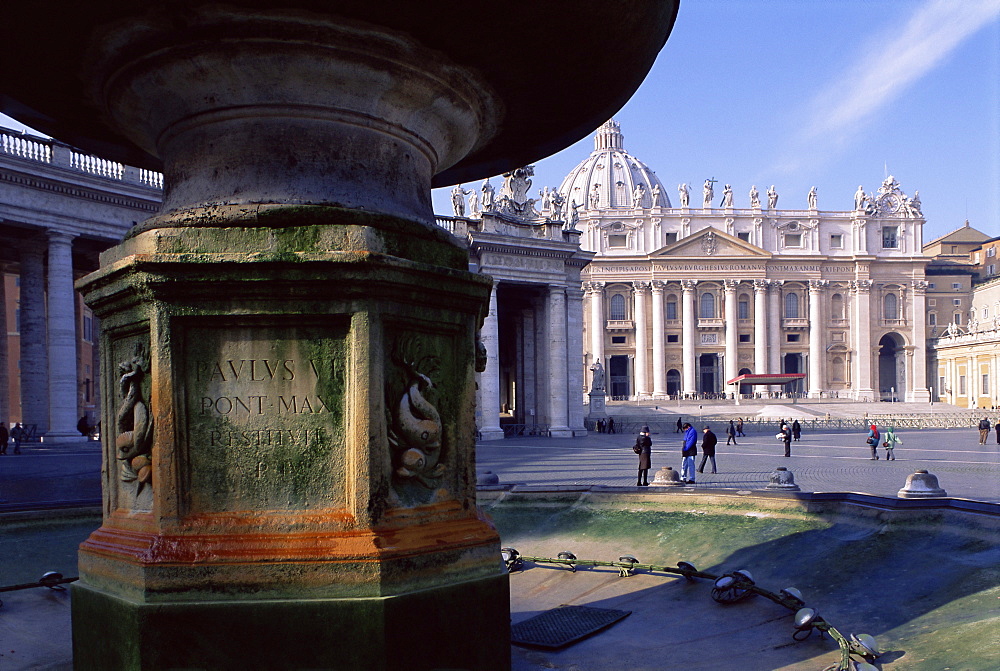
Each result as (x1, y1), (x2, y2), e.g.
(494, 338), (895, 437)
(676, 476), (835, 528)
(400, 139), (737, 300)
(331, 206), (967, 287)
(481, 488), (1000, 671)
(1, 492), (998, 670)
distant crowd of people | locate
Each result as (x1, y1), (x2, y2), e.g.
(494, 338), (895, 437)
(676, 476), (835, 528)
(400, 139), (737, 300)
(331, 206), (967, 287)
(0, 421), (26, 455)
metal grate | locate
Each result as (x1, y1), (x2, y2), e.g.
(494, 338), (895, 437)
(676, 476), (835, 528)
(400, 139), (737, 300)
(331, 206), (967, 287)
(511, 605), (631, 649)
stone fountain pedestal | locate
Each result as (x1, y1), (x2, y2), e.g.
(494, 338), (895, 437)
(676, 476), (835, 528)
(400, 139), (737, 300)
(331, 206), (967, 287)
(2, 2), (677, 669)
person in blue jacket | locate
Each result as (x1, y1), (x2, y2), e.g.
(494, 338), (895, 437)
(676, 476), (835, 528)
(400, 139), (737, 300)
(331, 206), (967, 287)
(681, 422), (698, 483)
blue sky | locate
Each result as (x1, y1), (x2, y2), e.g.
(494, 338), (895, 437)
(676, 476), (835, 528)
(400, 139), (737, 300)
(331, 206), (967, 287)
(433, 0), (1000, 243)
(3, 1), (997, 243)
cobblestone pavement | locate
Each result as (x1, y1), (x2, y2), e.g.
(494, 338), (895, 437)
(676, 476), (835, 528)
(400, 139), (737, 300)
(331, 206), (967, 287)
(476, 427), (1000, 502)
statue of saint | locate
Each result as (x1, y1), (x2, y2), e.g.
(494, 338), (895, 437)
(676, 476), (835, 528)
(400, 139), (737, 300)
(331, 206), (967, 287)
(749, 185), (760, 209)
(909, 190), (922, 216)
(551, 191), (566, 220)
(703, 178), (716, 208)
(468, 189), (479, 216)
(570, 200), (581, 228)
(767, 185), (778, 210)
(539, 186), (552, 211)
(854, 185), (866, 211)
(481, 179), (495, 211)
(651, 183), (662, 207)
(589, 359), (606, 392)
(721, 184), (733, 208)
(632, 183), (645, 207)
(807, 186), (817, 210)
(678, 183), (690, 207)
(451, 184), (468, 217)
(589, 184), (601, 209)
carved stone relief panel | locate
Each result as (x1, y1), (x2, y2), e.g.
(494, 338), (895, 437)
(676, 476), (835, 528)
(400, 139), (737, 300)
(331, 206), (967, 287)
(110, 333), (154, 512)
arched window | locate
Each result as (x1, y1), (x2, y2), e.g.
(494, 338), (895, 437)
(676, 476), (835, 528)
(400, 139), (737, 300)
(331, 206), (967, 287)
(831, 293), (844, 319)
(610, 294), (626, 320)
(884, 293), (898, 320)
(784, 292), (799, 318)
(700, 292), (716, 319)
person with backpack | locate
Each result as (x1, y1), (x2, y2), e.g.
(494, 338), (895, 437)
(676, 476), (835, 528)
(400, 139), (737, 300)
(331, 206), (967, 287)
(883, 426), (901, 460)
(866, 423), (880, 460)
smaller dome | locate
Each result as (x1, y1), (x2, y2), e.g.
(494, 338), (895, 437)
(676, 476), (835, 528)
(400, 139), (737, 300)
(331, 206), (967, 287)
(558, 120), (669, 212)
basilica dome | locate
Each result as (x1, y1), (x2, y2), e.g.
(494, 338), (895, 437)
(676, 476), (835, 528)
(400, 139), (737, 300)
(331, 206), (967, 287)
(558, 120), (669, 212)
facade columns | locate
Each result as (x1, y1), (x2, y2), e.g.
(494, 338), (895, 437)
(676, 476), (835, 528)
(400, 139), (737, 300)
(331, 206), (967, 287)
(723, 280), (738, 390)
(651, 281), (666, 398)
(681, 279), (697, 396)
(753, 280), (768, 377)
(19, 243), (47, 433)
(45, 231), (79, 440)
(521, 308), (537, 429)
(807, 279), (826, 398)
(565, 286), (587, 435)
(588, 282), (605, 371)
(632, 282), (649, 399)
(547, 284), (572, 436)
(852, 280), (875, 400)
(477, 285), (504, 440)
(767, 280), (783, 376)
(0, 264), (8, 423)
(909, 280), (930, 401)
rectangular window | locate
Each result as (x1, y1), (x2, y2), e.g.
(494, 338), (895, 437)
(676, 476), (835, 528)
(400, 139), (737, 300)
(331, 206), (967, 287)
(830, 234), (843, 248)
(952, 283), (961, 290)
(666, 334), (679, 343)
(928, 312), (936, 325)
(928, 298), (936, 307)
(664, 232), (677, 245)
(927, 282), (935, 288)
(988, 264), (996, 276)
(738, 300), (749, 320)
(938, 376), (945, 394)
(738, 334), (751, 343)
(611, 336), (626, 344)
(608, 234), (628, 248)
(784, 233), (802, 247)
(959, 375), (967, 395)
(953, 298), (961, 306)
(882, 226), (898, 248)
(988, 247), (996, 257)
(737, 232), (750, 242)
(786, 334), (800, 342)
(955, 313), (962, 325)
(983, 374), (990, 395)
(83, 315), (93, 342)
(666, 301), (677, 320)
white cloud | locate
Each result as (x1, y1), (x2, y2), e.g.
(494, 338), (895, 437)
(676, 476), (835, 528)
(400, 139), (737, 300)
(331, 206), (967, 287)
(776, 0), (1000, 173)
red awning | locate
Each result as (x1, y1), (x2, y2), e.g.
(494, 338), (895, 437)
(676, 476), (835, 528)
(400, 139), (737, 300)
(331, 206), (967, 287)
(725, 373), (806, 386)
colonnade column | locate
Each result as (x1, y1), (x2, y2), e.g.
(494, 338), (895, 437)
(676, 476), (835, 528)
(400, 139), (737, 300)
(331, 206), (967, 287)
(681, 280), (697, 396)
(767, 280), (783, 377)
(723, 280), (738, 392)
(521, 308), (537, 428)
(45, 231), (79, 440)
(807, 280), (826, 398)
(547, 284), (571, 436)
(651, 281), (666, 398)
(477, 285), (504, 440)
(0, 264), (8, 423)
(909, 281), (930, 401)
(852, 280), (875, 400)
(753, 280), (768, 378)
(19, 244), (47, 433)
(632, 281), (649, 399)
(588, 282), (604, 370)
(566, 286), (586, 435)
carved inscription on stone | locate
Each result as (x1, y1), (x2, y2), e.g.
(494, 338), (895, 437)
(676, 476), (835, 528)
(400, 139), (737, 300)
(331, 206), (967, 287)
(184, 324), (346, 513)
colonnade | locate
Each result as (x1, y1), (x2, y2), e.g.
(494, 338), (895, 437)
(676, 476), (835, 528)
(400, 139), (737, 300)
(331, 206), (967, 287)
(7, 232), (82, 440)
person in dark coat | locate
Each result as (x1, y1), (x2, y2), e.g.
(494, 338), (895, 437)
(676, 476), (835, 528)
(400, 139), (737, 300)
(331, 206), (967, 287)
(634, 425), (652, 486)
(780, 423), (792, 457)
(676, 417), (683, 433)
(791, 419), (801, 441)
(698, 425), (717, 474)
(995, 422), (1000, 445)
(736, 417), (745, 437)
(607, 417), (615, 434)
(726, 420), (738, 445)
(0, 422), (7, 455)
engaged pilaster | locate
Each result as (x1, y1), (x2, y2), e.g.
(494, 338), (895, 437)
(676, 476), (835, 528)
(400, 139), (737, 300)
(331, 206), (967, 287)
(852, 279), (875, 400)
(807, 279), (827, 398)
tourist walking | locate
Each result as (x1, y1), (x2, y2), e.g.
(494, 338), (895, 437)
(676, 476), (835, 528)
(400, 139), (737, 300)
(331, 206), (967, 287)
(996, 422), (1000, 445)
(698, 425), (717, 474)
(10, 422), (24, 454)
(791, 419), (801, 441)
(681, 422), (697, 483)
(779, 423), (792, 457)
(676, 417), (682, 433)
(633, 425), (652, 486)
(607, 417), (615, 434)
(883, 426), (901, 460)
(978, 417), (991, 445)
(736, 417), (744, 437)
(866, 423), (880, 460)
(726, 420), (738, 445)
(0, 422), (7, 455)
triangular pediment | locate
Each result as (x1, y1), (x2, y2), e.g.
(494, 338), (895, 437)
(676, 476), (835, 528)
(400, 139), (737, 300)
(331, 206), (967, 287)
(651, 227), (771, 258)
